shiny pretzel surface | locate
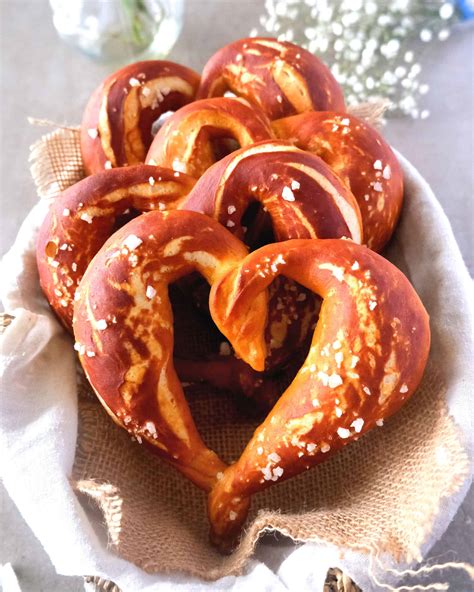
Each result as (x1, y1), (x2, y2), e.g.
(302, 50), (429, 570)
(207, 238), (430, 549)
(272, 112), (404, 251)
(146, 97), (274, 178)
(81, 60), (200, 175)
(36, 165), (195, 329)
(197, 37), (345, 119)
(73, 210), (267, 492)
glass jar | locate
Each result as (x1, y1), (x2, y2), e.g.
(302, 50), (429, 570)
(50, 0), (184, 62)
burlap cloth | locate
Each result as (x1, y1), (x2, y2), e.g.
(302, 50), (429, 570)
(21, 105), (471, 583)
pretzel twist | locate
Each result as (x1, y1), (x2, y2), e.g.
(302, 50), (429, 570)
(73, 210), (268, 492)
(272, 112), (404, 251)
(36, 166), (195, 329)
(81, 61), (200, 175)
(145, 97), (274, 178)
(180, 140), (363, 370)
(197, 37), (345, 120)
(207, 239), (430, 549)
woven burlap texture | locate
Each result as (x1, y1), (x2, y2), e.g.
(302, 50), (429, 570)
(29, 109), (469, 582)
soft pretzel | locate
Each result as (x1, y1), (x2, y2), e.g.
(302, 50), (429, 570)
(180, 140), (362, 369)
(145, 97), (274, 178)
(197, 37), (345, 120)
(207, 239), (430, 549)
(81, 61), (200, 175)
(272, 112), (404, 251)
(36, 165), (195, 329)
(73, 210), (268, 492)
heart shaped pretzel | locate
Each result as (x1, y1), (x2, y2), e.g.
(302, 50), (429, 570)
(272, 112), (404, 251)
(72, 210), (267, 492)
(81, 61), (200, 175)
(36, 166), (195, 329)
(207, 239), (430, 549)
(145, 97), (274, 178)
(197, 37), (345, 119)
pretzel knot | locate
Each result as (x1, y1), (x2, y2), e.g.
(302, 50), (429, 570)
(197, 37), (345, 119)
(73, 210), (267, 494)
(207, 239), (430, 550)
(146, 97), (274, 178)
(180, 139), (363, 370)
(81, 61), (200, 175)
(36, 165), (195, 329)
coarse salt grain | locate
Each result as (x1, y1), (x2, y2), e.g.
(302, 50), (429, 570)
(123, 234), (143, 251)
(80, 213), (93, 224)
(307, 443), (317, 453)
(226, 220), (235, 228)
(149, 176), (155, 186)
(216, 472), (224, 480)
(335, 351), (343, 367)
(96, 319), (108, 330)
(146, 285), (157, 299)
(363, 386), (371, 395)
(145, 421), (157, 435)
(383, 165), (391, 179)
(87, 128), (98, 139)
(373, 159), (382, 170)
(335, 407), (343, 418)
(291, 180), (300, 190)
(341, 118), (350, 126)
(328, 373), (343, 388)
(376, 419), (384, 427)
(229, 511), (238, 521)
(351, 417), (364, 433)
(227, 205), (236, 215)
(268, 452), (281, 463)
(273, 466), (284, 479)
(351, 261), (360, 270)
(373, 181), (383, 192)
(282, 186), (295, 201)
(369, 300), (377, 310)
(71, 262), (78, 272)
(321, 444), (331, 453)
(337, 427), (351, 439)
(104, 160), (112, 169)
(86, 351), (95, 358)
(62, 208), (70, 216)
(400, 383), (408, 393)
(257, 447), (263, 455)
(332, 340), (341, 349)
(351, 355), (359, 368)
(129, 77), (141, 87)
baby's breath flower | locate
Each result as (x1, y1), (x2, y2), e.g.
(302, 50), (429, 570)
(254, 0), (458, 118)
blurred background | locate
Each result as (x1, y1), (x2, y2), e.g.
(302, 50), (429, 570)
(0, 1), (473, 590)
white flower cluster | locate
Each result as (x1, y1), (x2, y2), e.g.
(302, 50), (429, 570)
(251, 0), (458, 118)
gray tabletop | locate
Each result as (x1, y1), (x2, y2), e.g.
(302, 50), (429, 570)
(1, 2), (473, 591)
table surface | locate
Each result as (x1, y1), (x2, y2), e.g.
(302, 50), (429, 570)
(0, 2), (473, 591)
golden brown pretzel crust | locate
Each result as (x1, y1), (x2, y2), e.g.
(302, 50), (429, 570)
(180, 139), (363, 370)
(36, 165), (195, 329)
(207, 239), (430, 548)
(145, 97), (274, 178)
(81, 61), (200, 175)
(73, 210), (267, 494)
(272, 112), (404, 251)
(197, 37), (345, 120)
